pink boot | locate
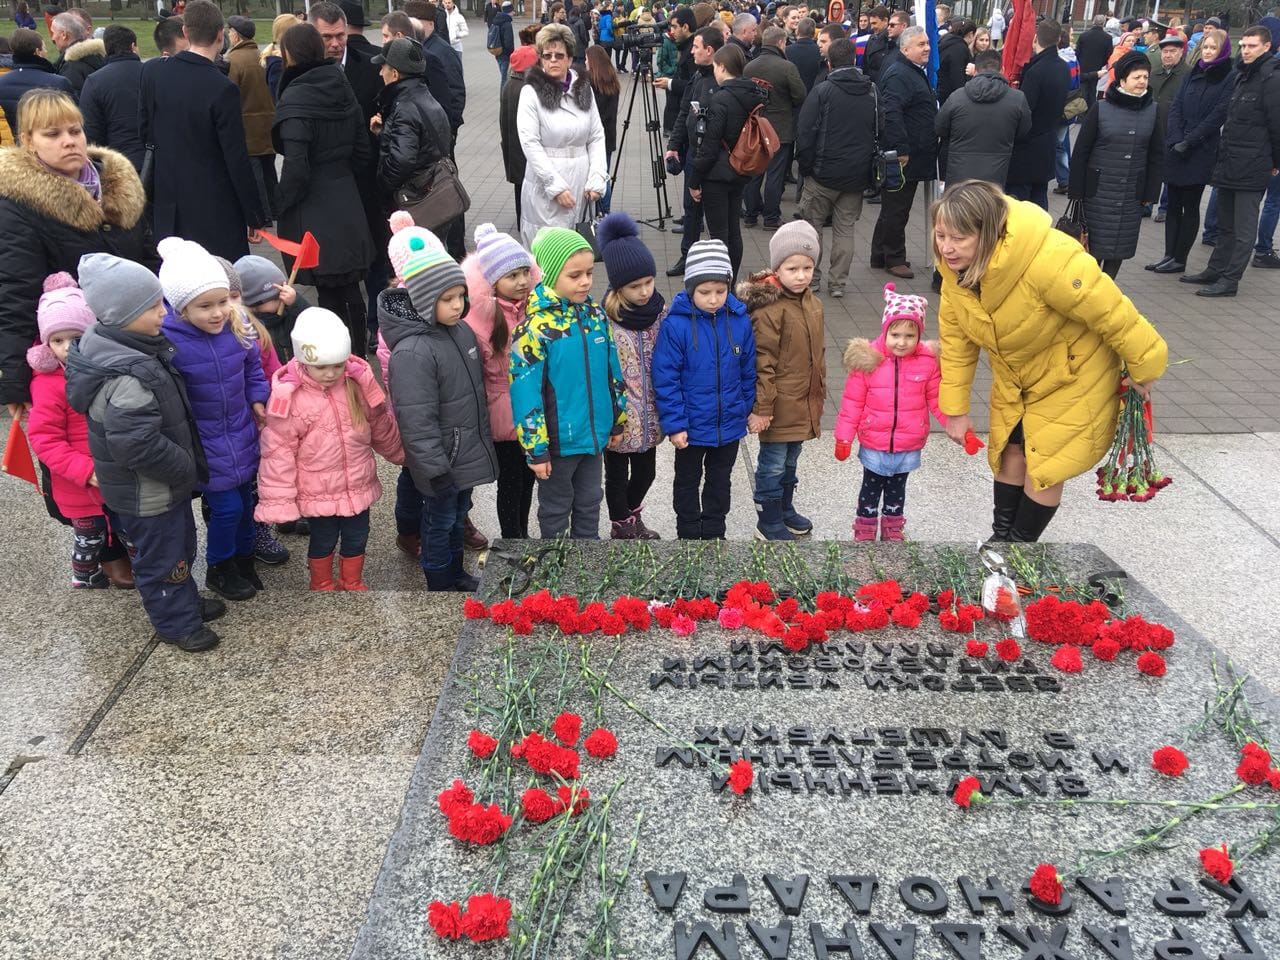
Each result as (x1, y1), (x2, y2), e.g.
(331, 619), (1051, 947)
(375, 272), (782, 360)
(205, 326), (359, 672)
(880, 515), (906, 541)
(853, 516), (878, 541)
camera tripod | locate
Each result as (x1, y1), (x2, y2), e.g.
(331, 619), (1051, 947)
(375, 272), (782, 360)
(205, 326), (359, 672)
(610, 53), (673, 231)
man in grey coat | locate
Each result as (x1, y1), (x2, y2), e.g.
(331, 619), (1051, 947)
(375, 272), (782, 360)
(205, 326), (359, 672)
(936, 49), (1030, 185)
(743, 25), (807, 229)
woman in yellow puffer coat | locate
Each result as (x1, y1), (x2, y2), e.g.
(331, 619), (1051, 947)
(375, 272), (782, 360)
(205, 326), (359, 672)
(933, 180), (1168, 542)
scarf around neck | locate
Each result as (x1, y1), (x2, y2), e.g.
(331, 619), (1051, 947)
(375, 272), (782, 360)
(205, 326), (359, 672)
(614, 289), (666, 331)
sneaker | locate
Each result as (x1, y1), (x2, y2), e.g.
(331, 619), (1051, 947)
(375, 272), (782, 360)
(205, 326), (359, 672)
(829, 286), (844, 299)
(254, 522), (290, 565)
(1153, 210), (1166, 223)
(1253, 250), (1280, 269)
(71, 569), (110, 589)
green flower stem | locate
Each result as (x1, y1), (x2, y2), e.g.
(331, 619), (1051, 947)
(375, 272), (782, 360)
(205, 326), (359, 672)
(989, 785), (1268, 815)
(1232, 809), (1280, 866)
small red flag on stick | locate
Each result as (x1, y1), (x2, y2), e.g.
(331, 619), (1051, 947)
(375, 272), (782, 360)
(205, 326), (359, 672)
(3, 417), (40, 490)
(256, 230), (320, 313)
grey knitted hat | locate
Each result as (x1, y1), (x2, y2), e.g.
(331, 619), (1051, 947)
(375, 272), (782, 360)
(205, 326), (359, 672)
(683, 239), (733, 293)
(768, 219), (820, 271)
(402, 237), (469, 321)
(234, 255), (287, 307)
(76, 253), (163, 328)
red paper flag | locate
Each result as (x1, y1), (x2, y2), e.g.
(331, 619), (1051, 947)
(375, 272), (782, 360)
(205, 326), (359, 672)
(255, 229), (302, 258)
(3, 417), (40, 490)
(256, 229), (320, 270)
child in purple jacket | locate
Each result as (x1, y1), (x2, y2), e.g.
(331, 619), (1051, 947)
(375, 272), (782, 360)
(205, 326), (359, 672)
(158, 238), (270, 602)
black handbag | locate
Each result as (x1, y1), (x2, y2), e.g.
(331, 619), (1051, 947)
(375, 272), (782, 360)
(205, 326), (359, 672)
(140, 143), (155, 200)
(575, 198), (604, 262)
(393, 157), (471, 233)
(1055, 198), (1088, 251)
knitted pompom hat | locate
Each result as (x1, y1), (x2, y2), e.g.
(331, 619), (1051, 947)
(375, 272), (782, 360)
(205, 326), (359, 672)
(29, 273), (95, 373)
(387, 210), (445, 281)
(157, 237), (229, 313)
(880, 282), (927, 335)
(530, 226), (593, 289)
(596, 212), (656, 290)
(291, 307), (352, 366)
(473, 222), (533, 287)
(402, 237), (468, 321)
(683, 239), (732, 293)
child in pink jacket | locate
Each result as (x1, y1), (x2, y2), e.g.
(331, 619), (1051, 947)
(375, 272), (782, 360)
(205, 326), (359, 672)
(834, 283), (947, 542)
(26, 273), (134, 588)
(256, 308), (404, 591)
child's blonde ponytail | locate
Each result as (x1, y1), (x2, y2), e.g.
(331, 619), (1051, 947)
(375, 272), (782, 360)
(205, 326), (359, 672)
(345, 377), (367, 431)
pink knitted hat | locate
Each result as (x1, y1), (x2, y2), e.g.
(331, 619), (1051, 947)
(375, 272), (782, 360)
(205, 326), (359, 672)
(880, 282), (927, 335)
(37, 272), (96, 343)
(387, 210), (445, 282)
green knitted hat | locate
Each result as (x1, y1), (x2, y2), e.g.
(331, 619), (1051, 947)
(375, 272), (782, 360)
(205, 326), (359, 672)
(530, 227), (593, 288)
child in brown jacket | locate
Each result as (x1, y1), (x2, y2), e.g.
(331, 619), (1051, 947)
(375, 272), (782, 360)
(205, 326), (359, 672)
(737, 221), (827, 541)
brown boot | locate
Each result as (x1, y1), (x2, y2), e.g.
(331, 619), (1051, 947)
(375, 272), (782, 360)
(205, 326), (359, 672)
(337, 554), (369, 591)
(100, 555), (136, 589)
(308, 554), (336, 591)
(464, 514), (489, 550)
(395, 533), (421, 558)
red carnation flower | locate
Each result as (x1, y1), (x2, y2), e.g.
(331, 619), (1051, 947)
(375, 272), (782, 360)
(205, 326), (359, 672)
(728, 759), (754, 795)
(856, 580), (903, 608)
(488, 599), (518, 625)
(1200, 844), (1234, 884)
(905, 591), (931, 614)
(966, 640), (988, 658)
(437, 779), (474, 819)
(461, 892), (512, 943)
(1137, 651), (1167, 677)
(467, 730), (498, 759)
(511, 615), (534, 635)
(1268, 769), (1280, 791)
(1151, 746), (1189, 777)
(891, 602), (922, 628)
(1237, 743), (1272, 785)
(995, 637), (1021, 662)
(1029, 863), (1063, 905)
(552, 711), (583, 747)
(1092, 637), (1121, 661)
(1050, 645), (1084, 673)
(936, 589), (955, 610)
(521, 788), (560, 824)
(427, 900), (465, 939)
(556, 784), (591, 815)
(599, 613), (627, 636)
(448, 801), (513, 845)
(774, 597), (800, 622)
(584, 727), (618, 759)
(952, 775), (982, 808)
(462, 598), (488, 620)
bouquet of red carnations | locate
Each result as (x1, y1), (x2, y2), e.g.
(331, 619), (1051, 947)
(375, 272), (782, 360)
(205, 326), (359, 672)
(1096, 380), (1172, 503)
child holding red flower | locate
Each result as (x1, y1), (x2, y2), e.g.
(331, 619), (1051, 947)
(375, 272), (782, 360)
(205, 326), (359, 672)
(834, 283), (947, 541)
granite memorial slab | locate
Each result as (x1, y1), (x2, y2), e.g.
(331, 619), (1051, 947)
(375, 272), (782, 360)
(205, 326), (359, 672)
(351, 541), (1280, 960)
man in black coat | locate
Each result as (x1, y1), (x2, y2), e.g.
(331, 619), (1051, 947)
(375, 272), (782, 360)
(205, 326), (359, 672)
(79, 25), (145, 172)
(864, 7), (906, 84)
(339, 0), (378, 57)
(51, 11), (105, 95)
(1075, 14), (1112, 108)
(1005, 20), (1070, 210)
(795, 38), (876, 297)
(870, 25), (937, 280)
(935, 49), (1030, 185)
(0, 29), (74, 138)
(656, 7), (698, 137)
(139, 0), (265, 262)
(1183, 25), (1280, 297)
(419, 3), (467, 135)
(935, 18), (975, 106)
(786, 17), (822, 92)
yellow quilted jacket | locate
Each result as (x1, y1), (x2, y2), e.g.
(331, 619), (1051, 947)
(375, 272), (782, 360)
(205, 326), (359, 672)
(938, 199), (1168, 491)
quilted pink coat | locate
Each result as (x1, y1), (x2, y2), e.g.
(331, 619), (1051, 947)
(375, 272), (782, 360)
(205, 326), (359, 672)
(834, 335), (947, 453)
(255, 356), (404, 523)
(26, 356), (103, 519)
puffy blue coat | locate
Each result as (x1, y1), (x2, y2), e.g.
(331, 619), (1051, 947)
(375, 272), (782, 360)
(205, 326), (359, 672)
(651, 289), (756, 448)
(162, 309), (269, 492)
(1164, 55), (1234, 187)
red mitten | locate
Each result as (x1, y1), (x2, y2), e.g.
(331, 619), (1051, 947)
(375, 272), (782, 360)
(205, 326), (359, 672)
(963, 430), (985, 456)
(835, 440), (852, 461)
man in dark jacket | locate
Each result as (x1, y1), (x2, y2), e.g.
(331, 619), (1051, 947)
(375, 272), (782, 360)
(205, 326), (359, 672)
(79, 24), (144, 171)
(1183, 25), (1280, 297)
(795, 38), (875, 297)
(743, 25), (806, 228)
(870, 26), (937, 279)
(491, 1), (516, 85)
(935, 18), (975, 106)
(0, 29), (73, 138)
(1005, 20), (1070, 209)
(786, 17), (822, 91)
(813, 21), (846, 85)
(51, 10), (104, 95)
(664, 25), (724, 274)
(339, 0), (377, 56)
(418, 2), (467, 135)
(656, 7), (697, 136)
(139, 0), (265, 262)
(729, 12), (758, 61)
(1075, 14), (1112, 108)
(372, 38), (453, 212)
(1150, 34), (1188, 119)
(864, 7), (906, 83)
(936, 49), (1030, 185)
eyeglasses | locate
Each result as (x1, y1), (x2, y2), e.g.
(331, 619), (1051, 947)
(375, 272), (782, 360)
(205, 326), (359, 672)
(540, 51), (569, 60)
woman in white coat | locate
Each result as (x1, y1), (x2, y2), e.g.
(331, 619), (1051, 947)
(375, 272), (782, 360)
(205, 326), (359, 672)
(516, 23), (608, 247)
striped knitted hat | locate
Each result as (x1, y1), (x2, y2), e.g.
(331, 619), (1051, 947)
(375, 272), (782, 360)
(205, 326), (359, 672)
(402, 238), (468, 321)
(387, 210), (445, 281)
(683, 239), (732, 293)
(530, 226), (593, 289)
(473, 222), (533, 286)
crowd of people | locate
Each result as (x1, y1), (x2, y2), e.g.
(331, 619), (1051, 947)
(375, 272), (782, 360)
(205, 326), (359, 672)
(3, 0), (1278, 653)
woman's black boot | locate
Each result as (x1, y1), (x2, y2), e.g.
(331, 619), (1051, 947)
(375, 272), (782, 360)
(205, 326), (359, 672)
(1008, 496), (1060, 543)
(989, 481), (1023, 541)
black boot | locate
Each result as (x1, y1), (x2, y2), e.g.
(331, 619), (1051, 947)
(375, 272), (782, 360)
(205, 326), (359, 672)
(236, 554), (264, 591)
(451, 550), (480, 592)
(989, 481), (1023, 541)
(206, 559), (256, 601)
(159, 624), (221, 653)
(201, 597), (227, 622)
(1008, 496), (1059, 543)
(780, 483), (812, 536)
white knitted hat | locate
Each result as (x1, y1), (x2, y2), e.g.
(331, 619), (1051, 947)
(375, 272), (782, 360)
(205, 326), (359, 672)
(157, 237), (230, 313)
(291, 307), (352, 366)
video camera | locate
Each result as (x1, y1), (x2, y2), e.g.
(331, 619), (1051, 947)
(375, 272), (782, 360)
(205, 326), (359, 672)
(620, 21), (664, 49)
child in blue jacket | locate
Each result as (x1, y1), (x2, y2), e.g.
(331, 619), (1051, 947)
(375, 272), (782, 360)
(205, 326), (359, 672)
(651, 239), (757, 540)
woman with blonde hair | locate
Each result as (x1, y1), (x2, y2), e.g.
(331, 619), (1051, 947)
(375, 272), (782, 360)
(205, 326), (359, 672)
(262, 13), (300, 101)
(973, 25), (992, 52)
(0, 87), (155, 417)
(932, 179), (1168, 542)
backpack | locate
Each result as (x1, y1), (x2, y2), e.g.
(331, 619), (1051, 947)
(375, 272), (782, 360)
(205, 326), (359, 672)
(486, 21), (504, 56)
(727, 103), (779, 177)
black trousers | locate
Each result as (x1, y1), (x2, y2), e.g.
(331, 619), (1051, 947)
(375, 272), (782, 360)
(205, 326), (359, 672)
(1207, 187), (1263, 283)
(1007, 180), (1049, 210)
(700, 179), (747, 280)
(1098, 257), (1122, 278)
(743, 141), (793, 226)
(604, 447), (657, 521)
(870, 179), (918, 268)
(672, 440), (738, 540)
(317, 282), (368, 359)
(1164, 183), (1205, 264)
(494, 439), (535, 539)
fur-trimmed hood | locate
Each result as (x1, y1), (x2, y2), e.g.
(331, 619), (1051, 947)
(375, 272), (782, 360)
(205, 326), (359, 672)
(0, 145), (145, 232)
(63, 37), (106, 63)
(843, 337), (939, 373)
(735, 270), (784, 312)
(524, 65), (595, 112)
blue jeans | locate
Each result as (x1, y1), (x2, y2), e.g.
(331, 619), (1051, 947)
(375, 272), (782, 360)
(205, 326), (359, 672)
(421, 486), (472, 575)
(117, 500), (202, 639)
(1055, 125), (1070, 187)
(754, 440), (803, 503)
(1203, 186), (1218, 242)
(498, 54), (510, 87)
(1256, 171), (1280, 254)
(394, 466), (422, 536)
(204, 481), (256, 564)
(307, 510), (370, 559)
